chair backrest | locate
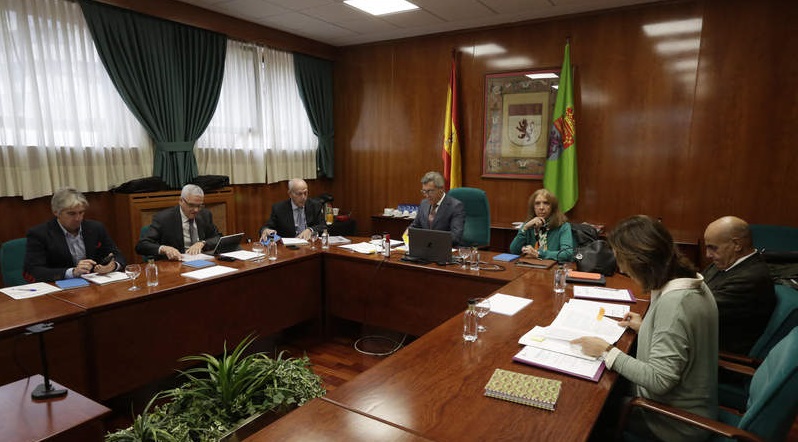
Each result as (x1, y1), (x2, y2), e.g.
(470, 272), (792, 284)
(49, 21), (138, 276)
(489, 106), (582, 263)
(447, 187), (490, 247)
(140, 225), (150, 240)
(749, 284), (798, 359)
(739, 328), (798, 441)
(749, 224), (798, 252)
(1, 238), (28, 287)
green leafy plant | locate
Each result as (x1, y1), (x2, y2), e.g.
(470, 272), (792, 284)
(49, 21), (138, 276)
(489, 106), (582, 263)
(106, 335), (325, 442)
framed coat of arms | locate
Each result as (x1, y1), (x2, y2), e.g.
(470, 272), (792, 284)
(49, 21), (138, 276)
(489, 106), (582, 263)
(482, 69), (559, 179)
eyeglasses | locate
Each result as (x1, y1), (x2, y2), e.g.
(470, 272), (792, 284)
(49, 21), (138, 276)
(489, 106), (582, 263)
(420, 188), (439, 196)
(181, 198), (204, 210)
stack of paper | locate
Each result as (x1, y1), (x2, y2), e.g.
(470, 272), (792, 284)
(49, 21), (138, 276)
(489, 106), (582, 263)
(327, 235), (352, 245)
(181, 265), (237, 280)
(514, 299), (627, 381)
(339, 242), (378, 254)
(82, 271), (130, 285)
(282, 238), (309, 246)
(219, 250), (262, 261)
(573, 285), (636, 302)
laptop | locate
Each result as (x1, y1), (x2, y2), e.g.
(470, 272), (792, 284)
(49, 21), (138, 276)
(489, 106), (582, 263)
(211, 232), (245, 255)
(407, 227), (453, 264)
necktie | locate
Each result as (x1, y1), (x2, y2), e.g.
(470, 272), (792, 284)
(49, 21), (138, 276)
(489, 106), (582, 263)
(296, 208), (306, 235)
(189, 219), (198, 245)
(428, 204), (437, 225)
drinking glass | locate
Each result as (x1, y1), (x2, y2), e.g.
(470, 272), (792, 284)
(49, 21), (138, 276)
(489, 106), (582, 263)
(553, 265), (567, 294)
(457, 246), (471, 269)
(474, 297), (491, 332)
(310, 230), (319, 250)
(124, 264), (141, 291)
(469, 248), (481, 271)
(252, 241), (265, 262)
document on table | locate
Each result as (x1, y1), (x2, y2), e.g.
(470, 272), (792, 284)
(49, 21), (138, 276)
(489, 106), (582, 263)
(327, 236), (352, 245)
(1, 282), (62, 300)
(573, 285), (636, 302)
(82, 271), (130, 285)
(567, 299), (630, 319)
(181, 253), (215, 262)
(181, 265), (237, 280)
(518, 326), (599, 361)
(339, 242), (378, 254)
(219, 250), (262, 261)
(487, 293), (533, 316)
(282, 237), (309, 246)
(513, 345), (605, 382)
(545, 300), (626, 343)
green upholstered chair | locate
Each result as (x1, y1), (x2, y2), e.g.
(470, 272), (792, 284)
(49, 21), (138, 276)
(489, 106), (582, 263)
(619, 328), (798, 442)
(1, 238), (28, 287)
(750, 224), (798, 252)
(719, 283), (798, 410)
(447, 187), (490, 247)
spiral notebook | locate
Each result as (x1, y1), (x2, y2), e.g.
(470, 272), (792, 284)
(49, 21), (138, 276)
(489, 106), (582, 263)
(483, 368), (562, 411)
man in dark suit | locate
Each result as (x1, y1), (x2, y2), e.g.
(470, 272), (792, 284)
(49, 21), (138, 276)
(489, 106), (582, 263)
(259, 178), (326, 240)
(703, 216), (776, 354)
(136, 184), (221, 260)
(24, 188), (125, 282)
(406, 171), (465, 245)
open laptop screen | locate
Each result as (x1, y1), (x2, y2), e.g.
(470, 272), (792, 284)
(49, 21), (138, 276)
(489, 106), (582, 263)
(212, 233), (244, 255)
(408, 227), (452, 263)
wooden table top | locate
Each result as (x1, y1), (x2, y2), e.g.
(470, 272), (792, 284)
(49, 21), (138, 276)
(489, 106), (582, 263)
(321, 270), (646, 442)
(0, 292), (84, 337)
(0, 375), (109, 442)
(246, 398), (434, 441)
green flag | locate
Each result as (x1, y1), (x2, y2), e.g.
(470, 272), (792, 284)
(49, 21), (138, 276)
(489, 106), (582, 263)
(544, 42), (578, 213)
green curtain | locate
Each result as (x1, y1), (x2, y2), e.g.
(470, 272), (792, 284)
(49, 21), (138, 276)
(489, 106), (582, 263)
(293, 53), (334, 179)
(79, 0), (226, 188)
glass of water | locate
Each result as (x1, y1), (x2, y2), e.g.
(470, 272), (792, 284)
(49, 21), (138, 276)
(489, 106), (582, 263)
(553, 265), (567, 294)
(474, 297), (491, 332)
(124, 264), (141, 291)
(252, 240), (265, 262)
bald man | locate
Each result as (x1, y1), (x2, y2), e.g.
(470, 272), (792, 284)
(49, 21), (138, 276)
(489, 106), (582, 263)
(259, 178), (326, 240)
(703, 216), (776, 354)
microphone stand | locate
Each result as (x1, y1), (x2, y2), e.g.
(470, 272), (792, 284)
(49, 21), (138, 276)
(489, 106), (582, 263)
(25, 322), (68, 400)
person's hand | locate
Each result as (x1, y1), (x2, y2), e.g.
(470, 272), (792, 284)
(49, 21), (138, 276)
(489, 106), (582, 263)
(73, 259), (96, 276)
(521, 245), (539, 258)
(93, 259), (116, 275)
(185, 242), (205, 255)
(260, 228), (276, 241)
(570, 337), (611, 358)
(160, 245), (182, 260)
(297, 229), (312, 240)
(523, 217), (546, 232)
(619, 312), (642, 332)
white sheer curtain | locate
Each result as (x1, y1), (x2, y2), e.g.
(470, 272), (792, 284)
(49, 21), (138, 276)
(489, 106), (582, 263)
(0, 0), (152, 200)
(196, 41), (317, 183)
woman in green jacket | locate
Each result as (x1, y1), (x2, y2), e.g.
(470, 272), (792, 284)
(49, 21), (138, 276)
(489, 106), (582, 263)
(509, 188), (575, 261)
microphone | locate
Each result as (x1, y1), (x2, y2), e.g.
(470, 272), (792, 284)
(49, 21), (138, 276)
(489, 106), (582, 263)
(24, 322), (67, 400)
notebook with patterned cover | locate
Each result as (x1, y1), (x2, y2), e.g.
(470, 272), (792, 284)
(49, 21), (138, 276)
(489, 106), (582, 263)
(483, 368), (562, 411)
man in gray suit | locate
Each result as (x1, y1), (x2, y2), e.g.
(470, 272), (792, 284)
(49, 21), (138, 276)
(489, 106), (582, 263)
(136, 184), (221, 260)
(406, 171), (465, 245)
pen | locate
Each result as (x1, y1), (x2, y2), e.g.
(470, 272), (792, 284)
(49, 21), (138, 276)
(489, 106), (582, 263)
(11, 288), (37, 292)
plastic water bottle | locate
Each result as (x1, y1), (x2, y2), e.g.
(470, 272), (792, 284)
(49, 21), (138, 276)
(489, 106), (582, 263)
(321, 229), (329, 250)
(382, 233), (391, 257)
(267, 233), (278, 261)
(463, 298), (478, 342)
(145, 258), (159, 287)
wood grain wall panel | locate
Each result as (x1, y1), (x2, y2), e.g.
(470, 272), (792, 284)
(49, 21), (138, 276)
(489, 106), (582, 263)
(331, 0), (796, 241)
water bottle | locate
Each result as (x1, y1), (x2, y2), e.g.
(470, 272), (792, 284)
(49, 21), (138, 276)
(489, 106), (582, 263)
(321, 229), (329, 250)
(382, 233), (391, 257)
(267, 233), (278, 261)
(145, 258), (159, 287)
(463, 298), (478, 342)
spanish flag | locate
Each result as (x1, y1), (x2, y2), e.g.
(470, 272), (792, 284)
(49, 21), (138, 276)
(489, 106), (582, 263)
(442, 51), (461, 190)
(544, 41), (578, 213)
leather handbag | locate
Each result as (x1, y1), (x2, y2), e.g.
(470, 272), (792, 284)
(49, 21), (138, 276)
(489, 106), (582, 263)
(575, 239), (617, 276)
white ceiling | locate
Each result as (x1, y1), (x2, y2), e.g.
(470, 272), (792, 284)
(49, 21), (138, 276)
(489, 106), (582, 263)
(175, 0), (664, 47)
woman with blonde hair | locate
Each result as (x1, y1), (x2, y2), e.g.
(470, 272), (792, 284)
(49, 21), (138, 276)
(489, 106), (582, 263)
(509, 188), (575, 261)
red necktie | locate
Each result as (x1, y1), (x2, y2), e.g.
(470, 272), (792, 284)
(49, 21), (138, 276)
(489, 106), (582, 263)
(428, 204), (437, 225)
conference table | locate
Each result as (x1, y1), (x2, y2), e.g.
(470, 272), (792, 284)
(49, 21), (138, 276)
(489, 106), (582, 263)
(0, 237), (644, 441)
(245, 245), (646, 441)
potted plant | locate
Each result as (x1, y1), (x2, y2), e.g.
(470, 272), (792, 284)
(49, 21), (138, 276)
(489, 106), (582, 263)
(106, 335), (325, 442)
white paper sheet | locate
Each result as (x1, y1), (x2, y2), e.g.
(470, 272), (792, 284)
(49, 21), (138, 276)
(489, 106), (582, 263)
(573, 285), (635, 302)
(282, 238), (309, 246)
(181, 265), (237, 280)
(487, 293), (533, 316)
(1, 282), (61, 300)
(219, 250), (262, 261)
(82, 271), (130, 285)
(181, 253), (215, 261)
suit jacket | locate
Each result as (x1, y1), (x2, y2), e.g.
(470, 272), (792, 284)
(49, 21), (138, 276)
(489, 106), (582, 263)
(409, 195), (465, 246)
(260, 198), (326, 238)
(24, 218), (126, 282)
(136, 206), (221, 257)
(702, 253), (776, 354)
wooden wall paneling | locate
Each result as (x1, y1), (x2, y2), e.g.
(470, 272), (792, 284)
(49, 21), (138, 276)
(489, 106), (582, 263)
(684, 0), (798, 230)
